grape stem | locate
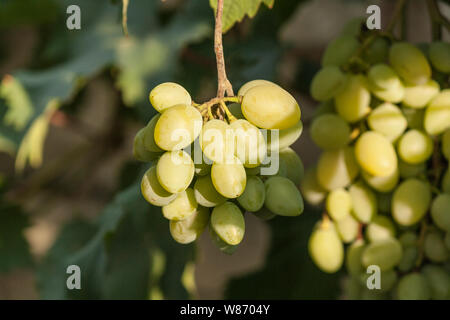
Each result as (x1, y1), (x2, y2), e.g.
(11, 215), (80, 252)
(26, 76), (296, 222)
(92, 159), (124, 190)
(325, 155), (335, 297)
(122, 0), (129, 37)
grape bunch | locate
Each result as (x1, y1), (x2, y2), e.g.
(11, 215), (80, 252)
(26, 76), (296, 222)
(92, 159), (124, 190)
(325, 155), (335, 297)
(134, 80), (305, 253)
(302, 21), (450, 299)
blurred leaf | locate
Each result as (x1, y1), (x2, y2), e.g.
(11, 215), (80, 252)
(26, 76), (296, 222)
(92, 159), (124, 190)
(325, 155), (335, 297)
(0, 0), (59, 27)
(209, 0), (274, 32)
(225, 205), (342, 299)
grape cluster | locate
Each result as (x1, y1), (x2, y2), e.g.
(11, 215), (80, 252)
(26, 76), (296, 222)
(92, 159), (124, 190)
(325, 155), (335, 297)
(302, 21), (450, 299)
(134, 80), (305, 253)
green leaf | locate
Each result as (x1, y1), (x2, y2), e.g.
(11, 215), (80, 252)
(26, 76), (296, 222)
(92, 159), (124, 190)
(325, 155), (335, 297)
(209, 0), (274, 32)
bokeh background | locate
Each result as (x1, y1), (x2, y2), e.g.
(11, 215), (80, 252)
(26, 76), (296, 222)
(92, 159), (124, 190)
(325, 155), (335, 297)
(0, 0), (448, 299)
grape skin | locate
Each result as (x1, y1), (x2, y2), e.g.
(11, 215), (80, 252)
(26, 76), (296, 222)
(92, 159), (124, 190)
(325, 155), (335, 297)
(162, 188), (198, 221)
(211, 202), (245, 246)
(170, 206), (209, 244)
(264, 176), (304, 216)
(334, 74), (371, 123)
(149, 82), (191, 112)
(156, 150), (194, 194)
(211, 157), (247, 198)
(310, 114), (350, 150)
(141, 166), (176, 207)
(237, 176), (265, 212)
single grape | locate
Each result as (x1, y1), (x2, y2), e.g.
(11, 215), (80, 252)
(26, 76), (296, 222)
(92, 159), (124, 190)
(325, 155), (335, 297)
(237, 79), (279, 97)
(366, 215), (396, 242)
(133, 128), (161, 162)
(237, 176), (265, 212)
(361, 238), (403, 271)
(422, 265), (450, 300)
(367, 103), (407, 142)
(430, 194), (450, 232)
(211, 157), (246, 198)
(156, 150), (194, 193)
(230, 119), (267, 168)
(193, 175), (226, 208)
(326, 188), (352, 221)
(396, 273), (431, 300)
(279, 147), (304, 185)
(264, 176), (304, 216)
(424, 89), (450, 136)
(428, 41), (450, 73)
(266, 120), (303, 152)
(399, 231), (418, 247)
(363, 37), (389, 64)
(211, 202), (245, 246)
(310, 66), (348, 101)
(346, 239), (366, 276)
(397, 246), (418, 272)
(334, 74), (371, 123)
(397, 129), (433, 164)
(169, 206), (209, 244)
(200, 119), (234, 163)
(367, 64), (405, 103)
(321, 35), (359, 67)
(317, 147), (359, 191)
(402, 79), (440, 109)
(389, 42), (431, 85)
(209, 224), (239, 254)
(149, 82), (191, 113)
(301, 167), (327, 205)
(141, 166), (176, 206)
(349, 181), (377, 223)
(310, 114), (350, 150)
(362, 167), (399, 193)
(162, 188), (197, 221)
(424, 232), (449, 263)
(336, 215), (359, 243)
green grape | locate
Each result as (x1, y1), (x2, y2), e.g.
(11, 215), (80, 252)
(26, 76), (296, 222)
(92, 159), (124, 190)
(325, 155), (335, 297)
(397, 129), (433, 164)
(346, 239), (366, 276)
(156, 150), (194, 193)
(141, 166), (176, 206)
(367, 103), (407, 142)
(310, 66), (348, 101)
(389, 42), (431, 85)
(264, 176), (304, 216)
(442, 168), (450, 194)
(431, 194), (450, 232)
(154, 104), (202, 151)
(363, 37), (389, 64)
(266, 120), (303, 152)
(143, 114), (163, 152)
(237, 176), (265, 212)
(398, 246), (418, 272)
(362, 167), (399, 193)
(355, 131), (398, 177)
(366, 216), (396, 242)
(445, 232), (450, 250)
(326, 188), (352, 221)
(340, 17), (364, 36)
(242, 85), (301, 130)
(321, 35), (359, 67)
(349, 181), (377, 223)
(237, 79), (279, 97)
(428, 42), (450, 73)
(162, 188), (197, 221)
(392, 178), (431, 226)
(424, 89), (450, 136)
(169, 206), (209, 244)
(252, 208), (277, 221)
(209, 224), (239, 254)
(402, 79), (440, 109)
(367, 64), (405, 103)
(310, 114), (350, 150)
(335, 74), (371, 123)
(227, 103), (244, 119)
(377, 192), (392, 214)
(313, 100), (335, 117)
(422, 265), (450, 300)
(361, 238), (403, 271)
(200, 119), (234, 163)
(317, 147), (359, 191)
(442, 129), (450, 160)
(399, 231), (418, 247)
(396, 273), (431, 300)
(398, 159), (426, 179)
(279, 147), (304, 185)
(194, 162), (211, 176)
(193, 175), (226, 208)
(424, 232), (449, 263)
(149, 82), (191, 113)
(301, 167), (327, 205)
(211, 202), (245, 245)
(336, 215), (359, 243)
(230, 119), (266, 168)
(133, 128), (161, 162)
(402, 106), (424, 130)
(211, 157), (246, 198)
(308, 219), (344, 273)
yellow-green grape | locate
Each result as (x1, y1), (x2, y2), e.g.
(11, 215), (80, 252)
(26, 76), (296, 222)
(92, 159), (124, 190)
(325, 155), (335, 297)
(442, 129), (450, 160)
(362, 167), (399, 193)
(392, 178), (431, 226)
(422, 265), (450, 300)
(230, 119), (266, 168)
(367, 64), (405, 103)
(242, 85), (301, 130)
(363, 37), (389, 64)
(143, 114), (163, 152)
(200, 119), (234, 163)
(326, 188), (352, 221)
(397, 273), (431, 300)
(428, 42), (450, 73)
(237, 176), (265, 212)
(310, 66), (348, 101)
(211, 157), (246, 198)
(377, 192), (392, 214)
(335, 74), (371, 123)
(424, 232), (449, 263)
(361, 238), (403, 271)
(310, 114), (350, 150)
(317, 147), (359, 191)
(141, 166), (176, 206)
(211, 202), (245, 245)
(313, 100), (335, 117)
(402, 79), (440, 109)
(399, 231), (418, 247)
(227, 103), (244, 119)
(162, 188), (197, 221)
(156, 150), (194, 193)
(252, 208), (277, 221)
(355, 131), (398, 177)
(389, 42), (431, 85)
(402, 106), (424, 130)
(398, 159), (426, 179)
(264, 176), (304, 216)
(336, 215), (359, 243)
(431, 194), (450, 232)
(154, 104), (202, 151)
(169, 206), (209, 244)
(308, 219), (344, 273)
(398, 246), (418, 272)
(149, 82), (191, 113)
(194, 162), (211, 176)
(301, 167), (327, 205)
(367, 103), (407, 142)
(321, 35), (359, 67)
(237, 79), (279, 97)
(349, 181), (377, 224)
(193, 175), (226, 208)
(266, 120), (303, 152)
(133, 128), (161, 162)
(424, 89), (450, 136)
(443, 168), (450, 194)
(397, 129), (433, 164)
(209, 225), (239, 255)
(366, 216), (396, 243)
(346, 239), (366, 276)
(279, 147), (304, 185)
